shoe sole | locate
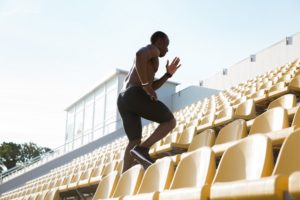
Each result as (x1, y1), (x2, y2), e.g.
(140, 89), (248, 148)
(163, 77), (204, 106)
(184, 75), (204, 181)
(130, 150), (153, 169)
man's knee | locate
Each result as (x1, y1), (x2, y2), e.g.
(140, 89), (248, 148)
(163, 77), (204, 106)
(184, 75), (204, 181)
(168, 117), (176, 130)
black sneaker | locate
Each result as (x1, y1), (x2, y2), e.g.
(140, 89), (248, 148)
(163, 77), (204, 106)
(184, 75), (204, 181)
(130, 145), (154, 169)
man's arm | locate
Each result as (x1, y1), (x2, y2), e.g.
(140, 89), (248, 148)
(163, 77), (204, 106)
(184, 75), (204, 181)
(152, 57), (181, 91)
(152, 73), (170, 90)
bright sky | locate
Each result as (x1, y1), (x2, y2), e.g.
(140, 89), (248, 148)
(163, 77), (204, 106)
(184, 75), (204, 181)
(0, 0), (300, 149)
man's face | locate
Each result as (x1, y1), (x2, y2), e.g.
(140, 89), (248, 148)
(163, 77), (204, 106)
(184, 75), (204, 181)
(159, 37), (169, 57)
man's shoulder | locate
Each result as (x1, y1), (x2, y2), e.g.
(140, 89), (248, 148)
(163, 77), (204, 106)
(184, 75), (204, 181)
(137, 44), (159, 57)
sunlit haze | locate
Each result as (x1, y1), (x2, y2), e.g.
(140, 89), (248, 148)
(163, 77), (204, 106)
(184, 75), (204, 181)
(1, 0), (300, 149)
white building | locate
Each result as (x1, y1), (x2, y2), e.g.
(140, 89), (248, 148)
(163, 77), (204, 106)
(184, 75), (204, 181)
(203, 32), (300, 90)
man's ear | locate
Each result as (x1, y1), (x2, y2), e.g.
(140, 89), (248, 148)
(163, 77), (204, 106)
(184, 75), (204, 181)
(157, 38), (164, 46)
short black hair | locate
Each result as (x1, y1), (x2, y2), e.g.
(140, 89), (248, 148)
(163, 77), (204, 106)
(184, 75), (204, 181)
(150, 31), (168, 44)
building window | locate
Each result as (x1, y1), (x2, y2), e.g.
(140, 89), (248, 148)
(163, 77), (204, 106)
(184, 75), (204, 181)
(286, 36), (293, 45)
(250, 55), (256, 62)
(94, 87), (105, 136)
(66, 109), (75, 142)
(105, 78), (118, 134)
(84, 95), (94, 133)
(199, 80), (204, 86)
(74, 102), (84, 145)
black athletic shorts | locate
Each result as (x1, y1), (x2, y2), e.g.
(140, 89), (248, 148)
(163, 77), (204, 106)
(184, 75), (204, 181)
(117, 86), (174, 141)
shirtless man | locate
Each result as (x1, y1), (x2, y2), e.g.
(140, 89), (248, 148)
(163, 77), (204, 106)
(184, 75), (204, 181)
(117, 31), (181, 172)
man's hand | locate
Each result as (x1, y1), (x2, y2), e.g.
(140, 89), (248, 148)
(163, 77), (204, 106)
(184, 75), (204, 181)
(166, 57), (181, 75)
(143, 85), (157, 101)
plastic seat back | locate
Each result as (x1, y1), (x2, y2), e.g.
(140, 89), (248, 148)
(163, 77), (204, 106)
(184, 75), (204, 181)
(137, 157), (174, 194)
(251, 89), (265, 98)
(215, 119), (247, 145)
(112, 165), (144, 198)
(188, 129), (215, 151)
(267, 94), (296, 110)
(170, 147), (215, 189)
(273, 129), (300, 175)
(215, 107), (233, 120)
(269, 81), (285, 92)
(78, 168), (93, 183)
(199, 113), (215, 126)
(213, 134), (273, 182)
(249, 107), (289, 135)
(292, 106), (300, 127)
(92, 171), (120, 199)
(102, 160), (118, 176)
(289, 75), (300, 91)
(177, 126), (196, 145)
(162, 132), (180, 145)
(234, 99), (256, 120)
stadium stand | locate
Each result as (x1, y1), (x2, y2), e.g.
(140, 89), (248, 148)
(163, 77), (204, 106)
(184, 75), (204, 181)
(1, 59), (300, 199)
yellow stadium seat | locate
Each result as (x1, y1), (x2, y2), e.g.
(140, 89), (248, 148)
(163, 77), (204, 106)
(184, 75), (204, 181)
(267, 94), (296, 110)
(214, 106), (234, 127)
(89, 165), (105, 186)
(234, 99), (256, 120)
(250, 89), (268, 104)
(192, 129), (216, 149)
(231, 96), (247, 109)
(267, 81), (289, 99)
(149, 140), (162, 157)
(250, 106), (300, 145)
(186, 117), (201, 127)
(271, 129), (300, 199)
(245, 87), (256, 98)
(116, 160), (123, 173)
(210, 134), (274, 200)
(172, 129), (216, 165)
(44, 189), (59, 200)
(289, 172), (300, 199)
(92, 171), (120, 200)
(110, 165), (144, 199)
(67, 170), (83, 191)
(58, 174), (73, 192)
(197, 113), (215, 132)
(211, 128), (300, 200)
(212, 119), (247, 157)
(155, 126), (196, 156)
(278, 74), (293, 84)
(123, 157), (175, 200)
(150, 132), (180, 158)
(36, 190), (49, 200)
(171, 129), (216, 165)
(291, 106), (300, 128)
(258, 80), (273, 91)
(288, 75), (300, 92)
(90, 160), (119, 186)
(249, 107), (289, 135)
(77, 167), (94, 188)
(159, 147), (215, 200)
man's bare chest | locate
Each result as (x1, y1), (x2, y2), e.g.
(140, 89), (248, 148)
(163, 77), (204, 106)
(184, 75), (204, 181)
(150, 57), (159, 73)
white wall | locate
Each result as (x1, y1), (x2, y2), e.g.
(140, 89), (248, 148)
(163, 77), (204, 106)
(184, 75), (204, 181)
(203, 32), (300, 90)
(172, 85), (219, 111)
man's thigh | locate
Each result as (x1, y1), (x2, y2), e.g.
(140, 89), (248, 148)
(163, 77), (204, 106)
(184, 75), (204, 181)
(120, 112), (142, 141)
(136, 99), (174, 123)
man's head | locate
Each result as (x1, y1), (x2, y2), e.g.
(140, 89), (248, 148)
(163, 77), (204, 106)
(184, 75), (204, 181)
(151, 31), (169, 57)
